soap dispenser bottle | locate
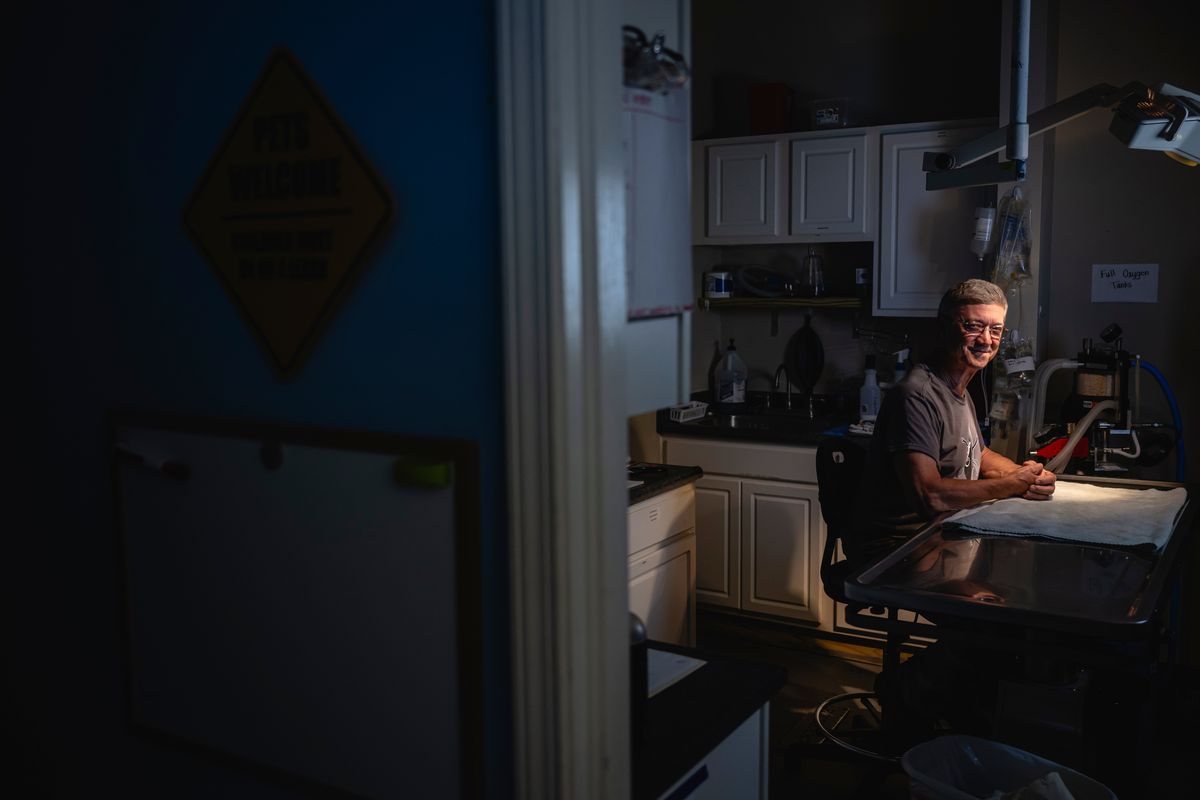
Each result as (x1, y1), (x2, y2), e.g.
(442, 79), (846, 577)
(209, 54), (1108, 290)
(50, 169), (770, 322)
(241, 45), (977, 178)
(893, 348), (910, 384)
(715, 338), (747, 411)
(859, 355), (881, 421)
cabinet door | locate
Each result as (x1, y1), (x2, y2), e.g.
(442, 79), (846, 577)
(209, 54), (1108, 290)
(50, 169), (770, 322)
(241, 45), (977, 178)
(705, 142), (781, 238)
(629, 533), (696, 647)
(876, 127), (985, 316)
(657, 706), (767, 800)
(790, 134), (867, 236)
(740, 479), (825, 623)
(694, 476), (741, 609)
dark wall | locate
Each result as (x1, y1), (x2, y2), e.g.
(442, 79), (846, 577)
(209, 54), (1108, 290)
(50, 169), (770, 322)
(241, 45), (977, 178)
(1046, 0), (1200, 663)
(1046, 0), (1200, 486)
(692, 0), (1002, 137)
(4, 2), (509, 796)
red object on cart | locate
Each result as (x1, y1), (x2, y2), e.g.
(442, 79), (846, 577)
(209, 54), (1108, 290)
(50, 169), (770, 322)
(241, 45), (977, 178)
(1035, 436), (1090, 461)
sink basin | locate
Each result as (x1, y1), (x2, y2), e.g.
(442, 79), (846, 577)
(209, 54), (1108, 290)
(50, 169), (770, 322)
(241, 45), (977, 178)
(711, 414), (779, 430)
(657, 390), (853, 443)
(759, 403), (818, 419)
(693, 410), (826, 437)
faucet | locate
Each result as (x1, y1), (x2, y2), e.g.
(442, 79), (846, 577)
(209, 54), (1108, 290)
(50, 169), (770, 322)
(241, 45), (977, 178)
(773, 363), (793, 410)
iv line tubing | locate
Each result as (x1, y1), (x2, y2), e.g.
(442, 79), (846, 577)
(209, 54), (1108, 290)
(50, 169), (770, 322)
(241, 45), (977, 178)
(1139, 360), (1186, 481)
(1045, 400), (1118, 473)
(1107, 429), (1142, 459)
(1026, 359), (1081, 457)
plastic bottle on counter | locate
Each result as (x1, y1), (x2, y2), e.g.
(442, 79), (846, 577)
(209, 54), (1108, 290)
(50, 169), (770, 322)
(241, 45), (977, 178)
(859, 355), (881, 421)
(893, 348), (910, 384)
(714, 339), (747, 410)
(706, 340), (722, 400)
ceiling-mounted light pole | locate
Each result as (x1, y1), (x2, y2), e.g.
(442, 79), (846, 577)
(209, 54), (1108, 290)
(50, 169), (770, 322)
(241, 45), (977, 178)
(1006, 0), (1030, 181)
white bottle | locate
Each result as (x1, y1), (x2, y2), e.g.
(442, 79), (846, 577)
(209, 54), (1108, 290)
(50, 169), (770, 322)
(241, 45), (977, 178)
(970, 206), (996, 261)
(893, 348), (909, 384)
(715, 339), (747, 409)
(800, 247), (824, 297)
(859, 355), (881, 421)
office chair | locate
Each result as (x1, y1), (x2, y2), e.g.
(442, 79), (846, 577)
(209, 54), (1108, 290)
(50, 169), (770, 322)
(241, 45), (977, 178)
(811, 433), (918, 763)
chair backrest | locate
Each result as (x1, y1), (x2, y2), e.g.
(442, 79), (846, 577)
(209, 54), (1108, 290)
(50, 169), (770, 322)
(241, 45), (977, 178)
(815, 434), (869, 596)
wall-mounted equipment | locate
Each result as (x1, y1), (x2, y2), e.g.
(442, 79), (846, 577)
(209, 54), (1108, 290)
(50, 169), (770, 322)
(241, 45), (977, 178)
(923, 0), (1199, 190)
(1026, 324), (1185, 480)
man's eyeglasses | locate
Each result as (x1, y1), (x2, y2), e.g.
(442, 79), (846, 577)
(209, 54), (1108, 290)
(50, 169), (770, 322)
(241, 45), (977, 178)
(959, 319), (1005, 339)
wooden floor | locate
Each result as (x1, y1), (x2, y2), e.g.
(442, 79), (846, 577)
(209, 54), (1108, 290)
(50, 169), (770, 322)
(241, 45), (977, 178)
(695, 609), (1198, 799)
(696, 611), (912, 799)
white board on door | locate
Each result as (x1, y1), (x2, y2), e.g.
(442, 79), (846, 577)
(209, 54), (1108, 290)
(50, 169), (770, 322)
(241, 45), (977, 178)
(113, 415), (480, 798)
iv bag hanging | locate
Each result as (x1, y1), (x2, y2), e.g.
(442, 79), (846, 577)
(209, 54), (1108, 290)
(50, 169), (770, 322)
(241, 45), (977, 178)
(993, 186), (1031, 285)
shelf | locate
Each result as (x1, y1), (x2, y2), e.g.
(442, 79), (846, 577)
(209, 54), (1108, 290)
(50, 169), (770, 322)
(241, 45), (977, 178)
(699, 296), (862, 311)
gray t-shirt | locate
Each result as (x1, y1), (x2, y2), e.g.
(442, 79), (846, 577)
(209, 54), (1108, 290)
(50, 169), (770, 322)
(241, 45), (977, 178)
(847, 364), (982, 563)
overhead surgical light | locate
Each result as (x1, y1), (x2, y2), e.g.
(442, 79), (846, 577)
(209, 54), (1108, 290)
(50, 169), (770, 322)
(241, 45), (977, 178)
(1110, 83), (1200, 167)
(923, 0), (1200, 190)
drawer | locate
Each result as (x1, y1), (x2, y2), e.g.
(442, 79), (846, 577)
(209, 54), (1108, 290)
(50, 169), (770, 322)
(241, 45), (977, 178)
(662, 437), (817, 484)
(629, 483), (696, 556)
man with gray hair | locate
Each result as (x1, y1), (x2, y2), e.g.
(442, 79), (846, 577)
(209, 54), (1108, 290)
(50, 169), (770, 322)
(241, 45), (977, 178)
(848, 278), (1056, 737)
(848, 278), (1055, 564)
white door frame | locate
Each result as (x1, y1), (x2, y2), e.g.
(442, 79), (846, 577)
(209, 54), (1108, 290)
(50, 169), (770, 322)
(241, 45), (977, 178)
(496, 1), (631, 798)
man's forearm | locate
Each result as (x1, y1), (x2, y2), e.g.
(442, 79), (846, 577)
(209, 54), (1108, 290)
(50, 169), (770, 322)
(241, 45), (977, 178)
(897, 450), (1047, 517)
(979, 446), (1021, 479)
(919, 473), (1031, 514)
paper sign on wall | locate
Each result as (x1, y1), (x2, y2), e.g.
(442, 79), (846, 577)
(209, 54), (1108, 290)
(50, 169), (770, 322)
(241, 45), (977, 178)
(1091, 264), (1158, 303)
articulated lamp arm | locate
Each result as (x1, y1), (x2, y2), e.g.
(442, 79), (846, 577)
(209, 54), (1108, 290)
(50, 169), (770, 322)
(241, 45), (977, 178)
(925, 81), (1200, 190)
(923, 82), (1148, 190)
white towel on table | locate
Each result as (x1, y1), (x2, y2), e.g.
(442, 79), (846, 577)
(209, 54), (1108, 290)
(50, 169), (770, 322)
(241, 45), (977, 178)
(943, 481), (1188, 551)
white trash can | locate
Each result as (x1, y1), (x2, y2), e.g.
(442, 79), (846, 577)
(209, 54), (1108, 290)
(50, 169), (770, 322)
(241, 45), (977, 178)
(901, 735), (1116, 800)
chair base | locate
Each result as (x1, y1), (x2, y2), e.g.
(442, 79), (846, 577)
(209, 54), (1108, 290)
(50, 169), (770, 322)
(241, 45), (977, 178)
(814, 691), (903, 763)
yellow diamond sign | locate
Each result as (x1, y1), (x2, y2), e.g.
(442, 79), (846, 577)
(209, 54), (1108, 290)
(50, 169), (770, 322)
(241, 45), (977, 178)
(184, 49), (393, 375)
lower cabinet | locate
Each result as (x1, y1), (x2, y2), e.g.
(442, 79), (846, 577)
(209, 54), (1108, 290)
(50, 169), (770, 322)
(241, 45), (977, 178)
(629, 482), (698, 647)
(664, 436), (940, 644)
(629, 532), (696, 647)
(693, 476), (741, 609)
(695, 475), (829, 626)
(656, 705), (769, 800)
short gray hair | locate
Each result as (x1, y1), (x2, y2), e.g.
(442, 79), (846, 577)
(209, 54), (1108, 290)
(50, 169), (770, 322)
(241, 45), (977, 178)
(937, 279), (1007, 323)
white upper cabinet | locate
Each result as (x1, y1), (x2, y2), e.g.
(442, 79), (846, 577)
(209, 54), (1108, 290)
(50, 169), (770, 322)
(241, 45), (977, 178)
(789, 133), (868, 236)
(875, 126), (987, 316)
(692, 119), (992, 316)
(695, 131), (874, 244)
(704, 141), (782, 238)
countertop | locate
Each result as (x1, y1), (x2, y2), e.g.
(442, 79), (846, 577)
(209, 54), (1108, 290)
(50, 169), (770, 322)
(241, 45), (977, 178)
(656, 390), (856, 447)
(633, 641), (786, 800)
(628, 462), (703, 506)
